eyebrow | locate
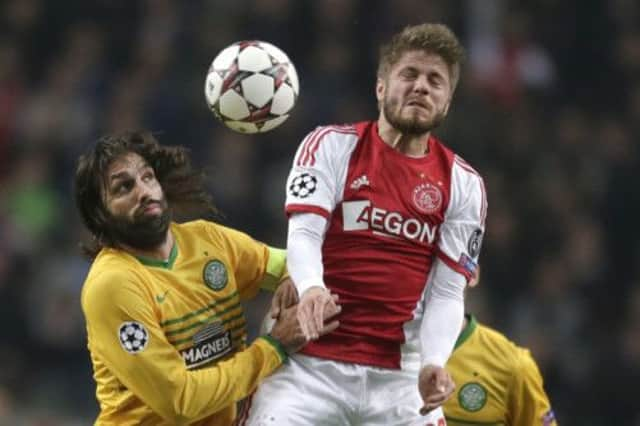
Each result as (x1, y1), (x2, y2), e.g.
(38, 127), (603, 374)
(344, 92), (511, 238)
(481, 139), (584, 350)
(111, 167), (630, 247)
(108, 163), (153, 183)
(108, 171), (134, 188)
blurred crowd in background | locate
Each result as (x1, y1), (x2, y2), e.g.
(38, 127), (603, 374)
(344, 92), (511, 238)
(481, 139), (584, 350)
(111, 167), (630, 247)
(0, 0), (638, 424)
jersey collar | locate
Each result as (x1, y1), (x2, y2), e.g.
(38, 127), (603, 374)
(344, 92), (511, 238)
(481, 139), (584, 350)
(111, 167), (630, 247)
(453, 314), (477, 350)
(135, 241), (178, 269)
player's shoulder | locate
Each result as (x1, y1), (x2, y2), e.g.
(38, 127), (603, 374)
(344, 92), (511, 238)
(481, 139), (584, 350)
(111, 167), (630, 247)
(294, 122), (362, 166)
(174, 219), (216, 235)
(81, 250), (143, 310)
(430, 136), (482, 178)
(476, 322), (522, 365)
(477, 322), (542, 372)
(306, 122), (361, 138)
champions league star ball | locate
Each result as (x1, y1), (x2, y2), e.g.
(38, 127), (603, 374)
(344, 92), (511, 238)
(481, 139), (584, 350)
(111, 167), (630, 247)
(205, 40), (299, 134)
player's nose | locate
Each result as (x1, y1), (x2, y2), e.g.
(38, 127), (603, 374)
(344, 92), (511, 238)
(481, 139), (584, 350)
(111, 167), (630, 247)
(413, 74), (430, 94)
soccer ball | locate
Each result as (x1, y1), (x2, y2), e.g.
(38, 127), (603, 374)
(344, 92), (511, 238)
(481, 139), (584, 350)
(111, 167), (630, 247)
(205, 40), (299, 134)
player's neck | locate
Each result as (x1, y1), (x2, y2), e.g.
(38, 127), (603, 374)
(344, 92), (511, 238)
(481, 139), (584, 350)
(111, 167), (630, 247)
(377, 119), (430, 157)
(121, 230), (174, 262)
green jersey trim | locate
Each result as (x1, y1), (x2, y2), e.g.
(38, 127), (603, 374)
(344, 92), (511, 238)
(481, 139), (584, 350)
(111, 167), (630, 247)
(261, 335), (288, 363)
(453, 314), (477, 350)
(135, 242), (178, 270)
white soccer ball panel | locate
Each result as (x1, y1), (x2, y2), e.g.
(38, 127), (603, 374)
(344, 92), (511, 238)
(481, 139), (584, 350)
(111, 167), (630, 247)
(270, 84), (296, 115)
(287, 63), (300, 94)
(241, 74), (275, 108)
(205, 72), (223, 105)
(219, 90), (250, 120)
(212, 45), (240, 70)
(259, 42), (290, 64)
(237, 46), (272, 72)
(259, 115), (289, 132)
(225, 120), (259, 134)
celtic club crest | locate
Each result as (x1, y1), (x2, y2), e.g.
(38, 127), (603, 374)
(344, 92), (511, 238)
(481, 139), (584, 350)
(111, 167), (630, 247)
(458, 382), (487, 412)
(203, 260), (228, 291)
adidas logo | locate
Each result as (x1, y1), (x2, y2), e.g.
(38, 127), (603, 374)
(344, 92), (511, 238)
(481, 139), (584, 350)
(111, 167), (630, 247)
(350, 175), (370, 190)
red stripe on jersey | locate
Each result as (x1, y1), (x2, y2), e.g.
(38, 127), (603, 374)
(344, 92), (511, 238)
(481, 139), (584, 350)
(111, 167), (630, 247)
(296, 127), (323, 166)
(303, 127), (333, 166)
(285, 204), (331, 219)
(454, 156), (479, 176)
(307, 126), (357, 166)
(297, 125), (357, 166)
(478, 176), (488, 223)
(436, 249), (475, 281)
(454, 157), (487, 224)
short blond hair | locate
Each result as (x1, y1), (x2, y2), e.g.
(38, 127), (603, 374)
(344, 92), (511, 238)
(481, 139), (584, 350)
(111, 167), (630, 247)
(377, 23), (465, 91)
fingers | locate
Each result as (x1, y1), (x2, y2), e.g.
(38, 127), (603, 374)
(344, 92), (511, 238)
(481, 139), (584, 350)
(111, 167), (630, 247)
(419, 390), (451, 415)
(418, 365), (455, 416)
(270, 298), (280, 319)
(296, 300), (314, 341)
(310, 296), (325, 340)
(296, 288), (342, 341)
(320, 319), (340, 335)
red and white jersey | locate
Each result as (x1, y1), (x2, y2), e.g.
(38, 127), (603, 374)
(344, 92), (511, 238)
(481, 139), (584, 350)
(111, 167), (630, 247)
(285, 121), (487, 370)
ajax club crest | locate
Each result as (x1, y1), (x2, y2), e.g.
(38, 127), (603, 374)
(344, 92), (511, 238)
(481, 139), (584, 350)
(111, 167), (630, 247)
(412, 183), (442, 214)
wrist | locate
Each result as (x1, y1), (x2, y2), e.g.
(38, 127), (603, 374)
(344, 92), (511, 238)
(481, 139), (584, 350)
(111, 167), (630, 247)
(297, 278), (326, 297)
(262, 334), (288, 361)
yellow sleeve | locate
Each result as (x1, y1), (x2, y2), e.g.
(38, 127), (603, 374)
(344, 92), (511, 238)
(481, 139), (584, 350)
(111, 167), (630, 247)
(205, 222), (287, 299)
(260, 246), (288, 292)
(508, 348), (557, 425)
(82, 269), (285, 425)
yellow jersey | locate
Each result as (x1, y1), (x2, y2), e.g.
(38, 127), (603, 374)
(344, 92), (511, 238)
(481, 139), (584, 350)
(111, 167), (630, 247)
(81, 220), (288, 426)
(444, 315), (557, 426)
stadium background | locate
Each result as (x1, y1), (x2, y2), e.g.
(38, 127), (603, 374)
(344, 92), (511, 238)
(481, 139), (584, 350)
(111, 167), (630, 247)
(0, 0), (637, 424)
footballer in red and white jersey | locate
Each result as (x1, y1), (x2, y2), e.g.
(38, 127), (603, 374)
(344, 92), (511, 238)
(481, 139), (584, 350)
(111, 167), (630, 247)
(285, 121), (487, 370)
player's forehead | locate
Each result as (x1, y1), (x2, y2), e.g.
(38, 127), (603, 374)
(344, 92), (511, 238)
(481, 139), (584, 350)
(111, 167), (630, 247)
(390, 50), (450, 76)
(105, 152), (150, 181)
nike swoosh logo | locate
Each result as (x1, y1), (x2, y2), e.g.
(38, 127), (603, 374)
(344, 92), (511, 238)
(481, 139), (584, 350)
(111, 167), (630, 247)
(156, 290), (169, 303)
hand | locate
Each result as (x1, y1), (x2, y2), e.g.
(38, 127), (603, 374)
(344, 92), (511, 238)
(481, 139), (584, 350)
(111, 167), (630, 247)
(297, 286), (341, 341)
(269, 304), (340, 354)
(418, 364), (455, 415)
(269, 278), (299, 319)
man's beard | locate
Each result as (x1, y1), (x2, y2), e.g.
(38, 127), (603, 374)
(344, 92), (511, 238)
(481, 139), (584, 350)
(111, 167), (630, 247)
(383, 95), (446, 135)
(105, 199), (171, 251)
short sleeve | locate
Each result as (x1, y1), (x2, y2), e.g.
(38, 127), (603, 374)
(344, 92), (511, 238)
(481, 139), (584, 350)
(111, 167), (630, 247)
(436, 157), (487, 281)
(509, 348), (557, 425)
(285, 125), (358, 219)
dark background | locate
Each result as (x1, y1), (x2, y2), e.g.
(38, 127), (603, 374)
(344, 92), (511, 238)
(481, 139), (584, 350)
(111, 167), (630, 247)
(0, 0), (638, 424)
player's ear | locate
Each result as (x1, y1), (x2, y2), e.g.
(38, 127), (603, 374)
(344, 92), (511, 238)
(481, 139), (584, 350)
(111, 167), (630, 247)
(443, 95), (453, 116)
(375, 78), (385, 103)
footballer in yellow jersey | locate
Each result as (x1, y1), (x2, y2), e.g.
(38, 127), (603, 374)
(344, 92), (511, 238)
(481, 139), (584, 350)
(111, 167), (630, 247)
(74, 132), (340, 426)
(82, 220), (289, 425)
(443, 315), (557, 426)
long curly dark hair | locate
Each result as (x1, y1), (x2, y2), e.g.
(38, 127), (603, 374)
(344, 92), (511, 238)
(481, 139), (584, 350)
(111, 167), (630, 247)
(74, 131), (219, 258)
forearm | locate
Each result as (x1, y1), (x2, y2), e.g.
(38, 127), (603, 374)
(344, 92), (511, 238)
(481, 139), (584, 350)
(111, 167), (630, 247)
(132, 337), (285, 424)
(287, 213), (328, 295)
(420, 259), (466, 367)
